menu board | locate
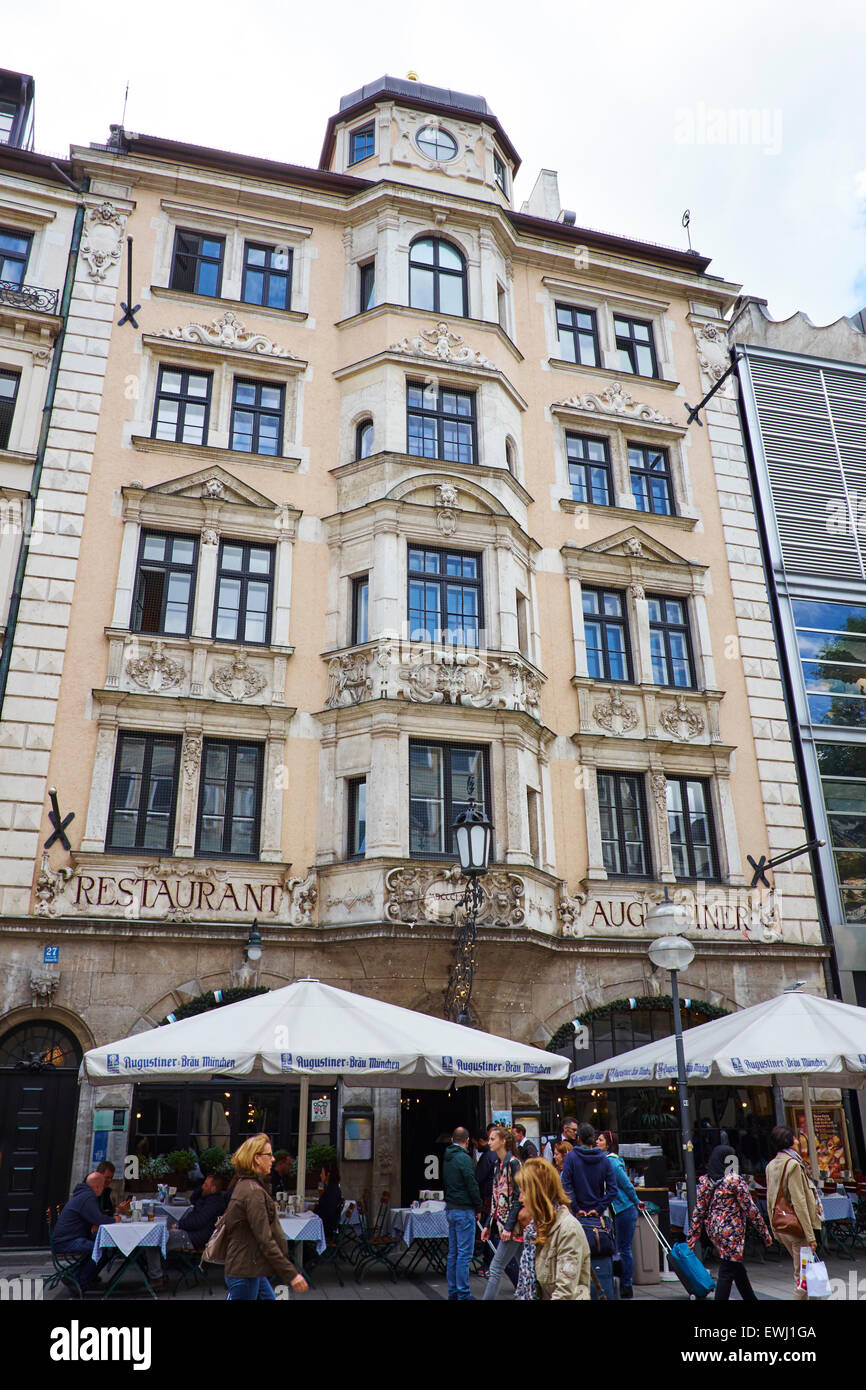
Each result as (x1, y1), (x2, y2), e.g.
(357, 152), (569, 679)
(786, 1104), (852, 1180)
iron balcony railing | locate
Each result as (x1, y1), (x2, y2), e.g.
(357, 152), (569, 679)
(0, 279), (60, 314)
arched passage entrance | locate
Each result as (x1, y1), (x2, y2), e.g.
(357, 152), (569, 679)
(0, 1020), (83, 1246)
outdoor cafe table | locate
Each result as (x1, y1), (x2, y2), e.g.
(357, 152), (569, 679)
(390, 1207), (449, 1277)
(668, 1197), (689, 1235)
(93, 1219), (168, 1298)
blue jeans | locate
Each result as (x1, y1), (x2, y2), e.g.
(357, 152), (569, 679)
(615, 1204), (638, 1288)
(446, 1208), (476, 1300)
(590, 1255), (616, 1301)
(225, 1276), (276, 1300)
(482, 1233), (520, 1300)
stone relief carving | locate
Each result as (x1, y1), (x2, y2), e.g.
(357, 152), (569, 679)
(157, 310), (294, 357)
(694, 322), (732, 389)
(630, 582), (646, 601)
(436, 483), (459, 509)
(555, 382), (672, 424)
(435, 482), (460, 536)
(30, 968), (61, 1007)
(325, 651), (373, 708)
(203, 477), (225, 499)
(593, 688), (639, 735)
(388, 321), (495, 368)
(201, 526), (220, 546)
(183, 733), (203, 782)
(325, 889), (376, 913)
(625, 537), (643, 557)
(126, 640), (185, 692)
(81, 200), (125, 282)
(658, 693), (705, 741)
(436, 509), (457, 536)
(284, 871), (317, 925)
(397, 650), (541, 714)
(557, 883), (588, 938)
(210, 651), (267, 701)
(34, 852), (73, 917)
(386, 865), (525, 927)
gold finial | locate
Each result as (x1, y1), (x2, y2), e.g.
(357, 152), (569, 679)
(406, 70), (419, 81)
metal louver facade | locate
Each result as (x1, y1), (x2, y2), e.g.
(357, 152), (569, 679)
(742, 350), (866, 579)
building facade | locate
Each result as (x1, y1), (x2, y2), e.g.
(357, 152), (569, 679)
(0, 76), (828, 1244)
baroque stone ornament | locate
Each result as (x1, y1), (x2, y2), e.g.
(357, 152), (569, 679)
(126, 640), (185, 692)
(34, 852), (73, 917)
(210, 651), (267, 701)
(157, 310), (294, 357)
(284, 871), (317, 926)
(555, 382), (672, 424)
(694, 322), (731, 387)
(630, 582), (646, 601)
(385, 865), (525, 927)
(658, 694), (705, 741)
(201, 526), (220, 546)
(29, 967), (61, 1007)
(203, 477), (225, 499)
(593, 688), (639, 734)
(557, 883), (588, 938)
(81, 200), (125, 282)
(325, 651), (372, 708)
(436, 482), (459, 509)
(183, 733), (203, 782)
(435, 482), (460, 536)
(625, 537), (643, 557)
(388, 321), (495, 368)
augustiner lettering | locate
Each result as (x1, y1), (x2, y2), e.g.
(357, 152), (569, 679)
(588, 899), (749, 932)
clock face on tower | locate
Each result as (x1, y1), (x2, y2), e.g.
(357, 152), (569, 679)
(416, 124), (458, 162)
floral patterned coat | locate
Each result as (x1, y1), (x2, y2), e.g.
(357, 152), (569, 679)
(689, 1174), (772, 1262)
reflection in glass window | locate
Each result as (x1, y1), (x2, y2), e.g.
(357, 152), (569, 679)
(409, 741), (489, 858)
(817, 743), (866, 922)
(409, 236), (466, 317)
(795, 599), (866, 726)
(666, 777), (717, 880)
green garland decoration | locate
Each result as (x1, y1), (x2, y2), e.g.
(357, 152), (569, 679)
(546, 995), (729, 1052)
(159, 986), (268, 1026)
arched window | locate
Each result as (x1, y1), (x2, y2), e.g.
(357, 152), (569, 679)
(355, 419), (373, 460)
(0, 1021), (82, 1071)
(409, 236), (467, 318)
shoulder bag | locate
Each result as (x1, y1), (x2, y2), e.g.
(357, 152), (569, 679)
(575, 1208), (614, 1258)
(772, 1159), (806, 1242)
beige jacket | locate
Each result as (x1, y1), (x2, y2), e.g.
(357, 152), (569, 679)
(533, 1206), (591, 1300)
(765, 1152), (822, 1245)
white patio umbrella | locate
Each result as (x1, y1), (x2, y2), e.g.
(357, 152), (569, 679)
(568, 990), (866, 1180)
(82, 977), (569, 1201)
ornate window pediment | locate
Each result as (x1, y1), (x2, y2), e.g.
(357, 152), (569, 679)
(562, 525), (706, 594)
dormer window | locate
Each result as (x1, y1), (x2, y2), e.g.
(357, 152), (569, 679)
(493, 151), (507, 194)
(0, 102), (15, 145)
(349, 122), (376, 165)
(409, 236), (467, 318)
(416, 125), (458, 162)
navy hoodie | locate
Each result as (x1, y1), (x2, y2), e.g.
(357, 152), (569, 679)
(54, 1182), (115, 1248)
(561, 1146), (618, 1215)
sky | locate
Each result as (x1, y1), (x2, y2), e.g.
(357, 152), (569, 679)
(6, 0), (866, 323)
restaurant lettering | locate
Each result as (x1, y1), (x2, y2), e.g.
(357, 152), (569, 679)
(73, 874), (283, 915)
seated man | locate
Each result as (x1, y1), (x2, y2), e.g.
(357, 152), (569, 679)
(53, 1172), (119, 1291)
(270, 1151), (293, 1199)
(143, 1173), (229, 1285)
(95, 1161), (130, 1218)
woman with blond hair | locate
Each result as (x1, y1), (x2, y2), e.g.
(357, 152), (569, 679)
(222, 1133), (309, 1301)
(519, 1158), (591, 1300)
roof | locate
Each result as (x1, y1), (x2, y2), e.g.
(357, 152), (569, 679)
(0, 142), (73, 187)
(319, 74), (521, 172)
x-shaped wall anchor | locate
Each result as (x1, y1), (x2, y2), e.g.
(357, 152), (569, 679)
(44, 787), (75, 851)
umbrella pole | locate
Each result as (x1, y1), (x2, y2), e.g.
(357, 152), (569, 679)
(297, 1074), (309, 1203)
(801, 1079), (819, 1182)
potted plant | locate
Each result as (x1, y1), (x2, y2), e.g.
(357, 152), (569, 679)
(164, 1149), (198, 1191)
(198, 1147), (234, 1179)
(127, 1154), (168, 1193)
(295, 1143), (338, 1192)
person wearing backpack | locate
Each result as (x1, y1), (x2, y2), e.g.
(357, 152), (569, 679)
(560, 1122), (619, 1300)
(480, 1126), (523, 1300)
(765, 1124), (823, 1300)
(687, 1145), (772, 1301)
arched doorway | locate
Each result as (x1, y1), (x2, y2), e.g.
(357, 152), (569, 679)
(0, 1020), (83, 1246)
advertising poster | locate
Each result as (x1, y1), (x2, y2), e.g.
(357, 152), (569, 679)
(786, 1104), (852, 1180)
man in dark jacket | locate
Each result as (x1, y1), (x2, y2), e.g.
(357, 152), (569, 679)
(53, 1172), (118, 1290)
(443, 1126), (481, 1301)
(513, 1123), (538, 1160)
(143, 1173), (229, 1284)
(561, 1122), (619, 1300)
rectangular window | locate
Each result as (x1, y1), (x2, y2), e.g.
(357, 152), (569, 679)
(0, 229), (32, 287)
(352, 575), (369, 645)
(516, 592), (530, 657)
(527, 786), (541, 864)
(241, 242), (292, 311)
(598, 771), (650, 877)
(556, 304), (600, 367)
(666, 777), (718, 879)
(793, 598), (866, 726)
(106, 732), (181, 853)
(629, 443), (674, 515)
(817, 743), (866, 922)
(614, 315), (658, 377)
(406, 381), (477, 465)
(647, 596), (694, 688)
(0, 103), (15, 145)
(347, 776), (367, 858)
(152, 367), (212, 446)
(196, 739), (263, 859)
(566, 433), (612, 506)
(582, 587), (631, 681)
(359, 260), (375, 313)
(170, 230), (225, 298)
(0, 369), (20, 450)
(493, 152), (507, 194)
(408, 545), (483, 647)
(409, 740), (490, 859)
(497, 283), (507, 329)
(131, 530), (198, 636)
(213, 540), (274, 645)
(349, 122), (375, 165)
(230, 379), (284, 456)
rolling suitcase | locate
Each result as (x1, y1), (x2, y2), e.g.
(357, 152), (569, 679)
(640, 1208), (715, 1300)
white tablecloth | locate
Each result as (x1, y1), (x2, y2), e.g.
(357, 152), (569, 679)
(94, 1220), (169, 1259)
(390, 1208), (449, 1245)
(278, 1214), (326, 1254)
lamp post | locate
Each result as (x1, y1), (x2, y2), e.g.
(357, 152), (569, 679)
(445, 776), (492, 1026)
(646, 902), (697, 1215)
